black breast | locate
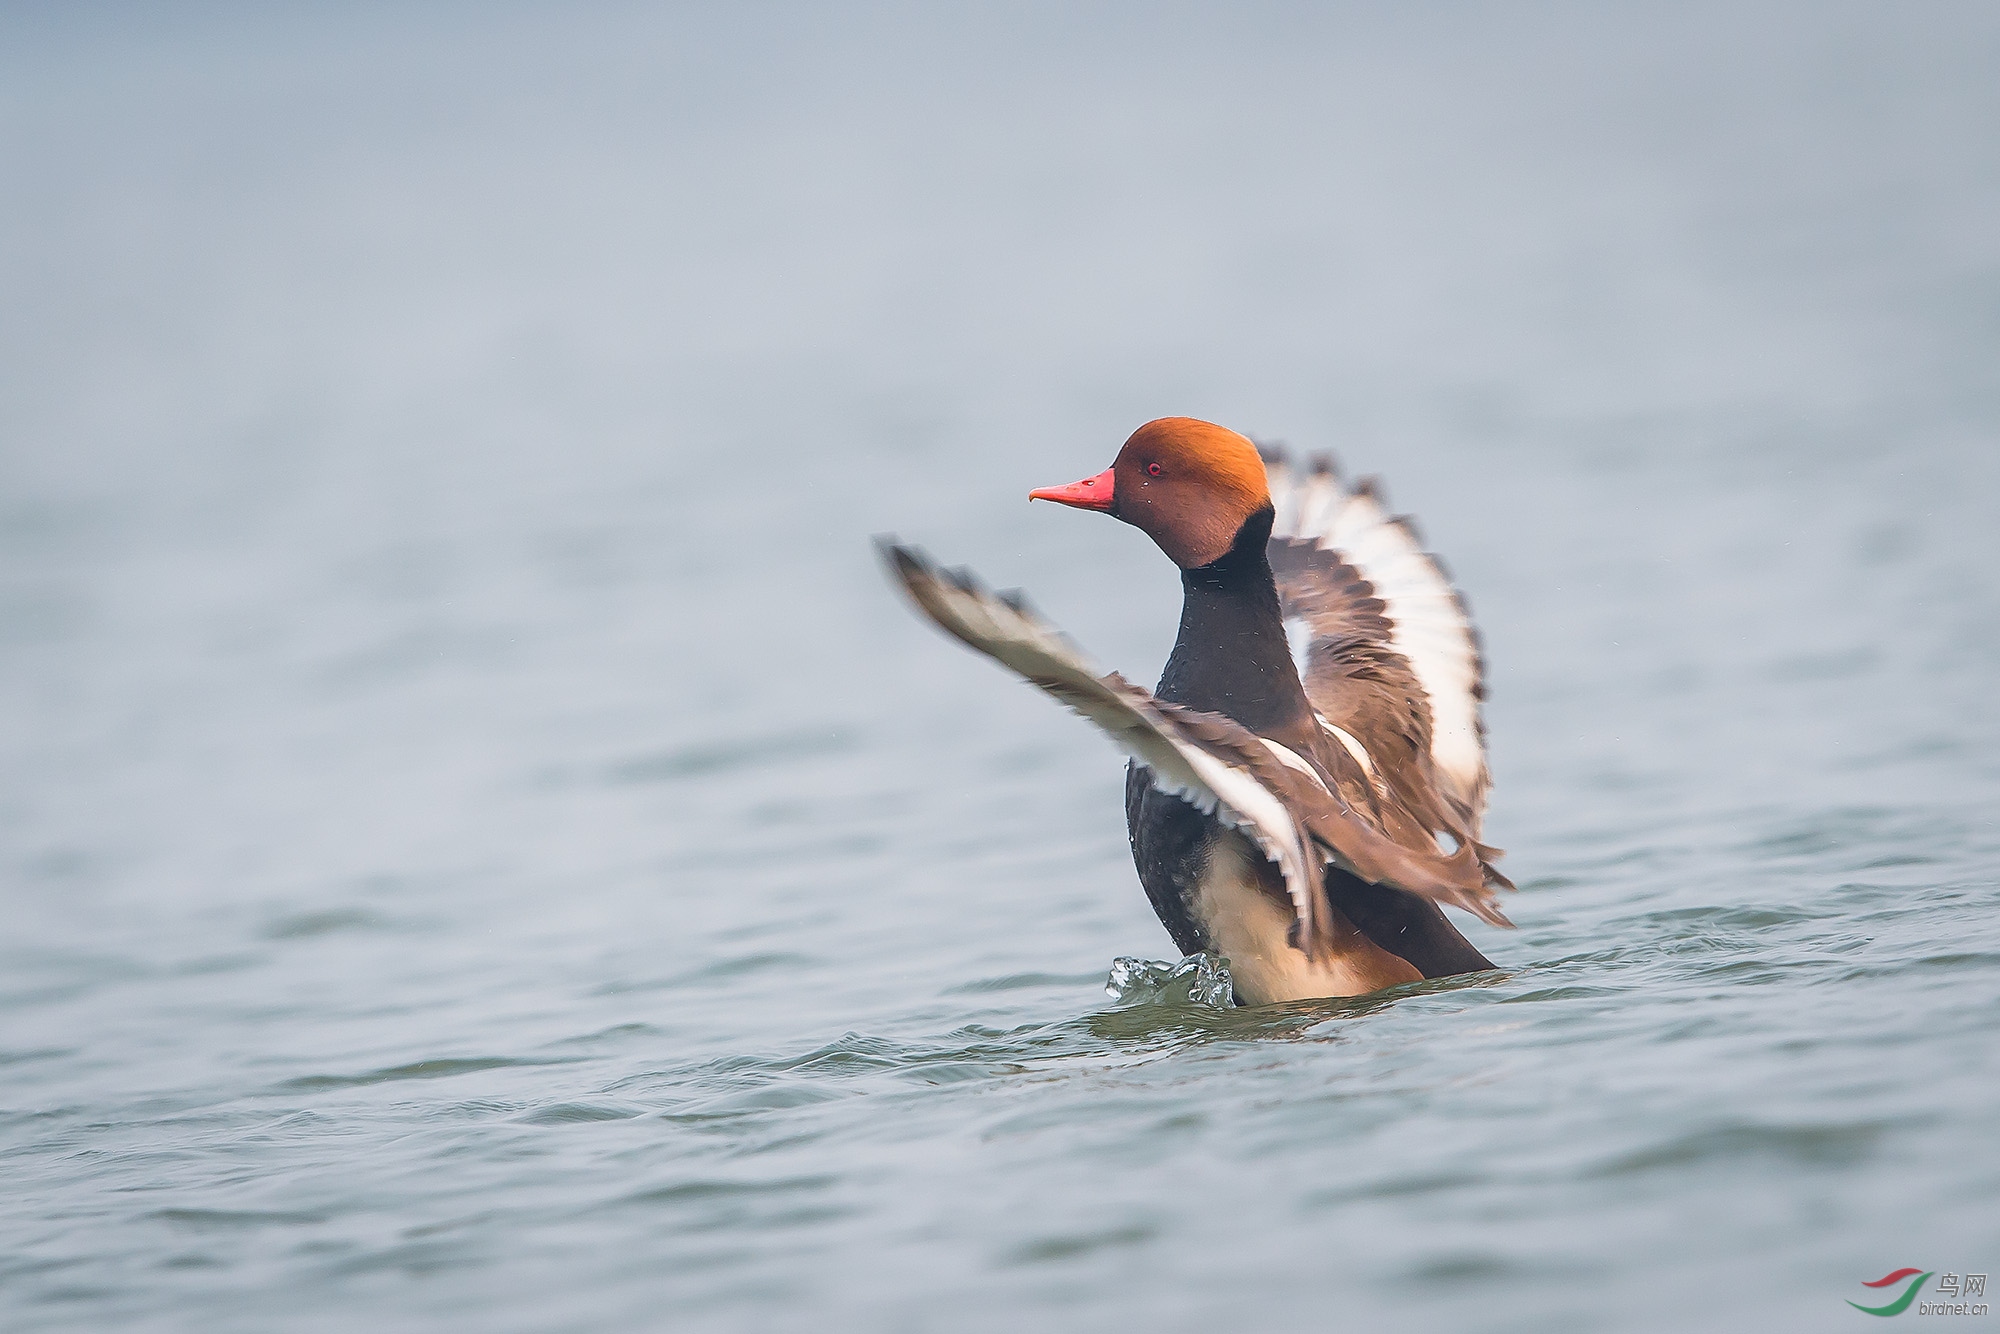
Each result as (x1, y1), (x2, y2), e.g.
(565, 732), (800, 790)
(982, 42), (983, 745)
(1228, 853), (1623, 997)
(1123, 509), (1308, 960)
(1123, 762), (1223, 958)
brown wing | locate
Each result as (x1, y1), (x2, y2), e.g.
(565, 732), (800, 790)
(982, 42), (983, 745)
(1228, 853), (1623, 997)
(1262, 451), (1513, 901)
(1264, 447), (1492, 832)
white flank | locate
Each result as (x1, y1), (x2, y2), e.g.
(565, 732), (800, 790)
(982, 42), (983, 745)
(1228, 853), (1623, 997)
(1192, 836), (1341, 1004)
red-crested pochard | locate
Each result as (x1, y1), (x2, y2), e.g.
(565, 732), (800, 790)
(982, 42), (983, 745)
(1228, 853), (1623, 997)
(881, 417), (1513, 1004)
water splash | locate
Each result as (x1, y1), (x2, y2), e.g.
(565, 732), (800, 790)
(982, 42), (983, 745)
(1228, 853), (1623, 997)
(1105, 954), (1235, 1010)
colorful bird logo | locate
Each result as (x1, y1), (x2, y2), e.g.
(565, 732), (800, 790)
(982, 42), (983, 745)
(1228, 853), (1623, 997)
(1849, 1269), (1932, 1317)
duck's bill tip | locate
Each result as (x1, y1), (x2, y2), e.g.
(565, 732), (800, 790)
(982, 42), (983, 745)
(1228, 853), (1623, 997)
(1028, 467), (1116, 512)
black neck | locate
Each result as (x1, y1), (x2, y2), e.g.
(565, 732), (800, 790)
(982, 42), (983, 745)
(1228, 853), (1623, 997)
(1154, 506), (1312, 736)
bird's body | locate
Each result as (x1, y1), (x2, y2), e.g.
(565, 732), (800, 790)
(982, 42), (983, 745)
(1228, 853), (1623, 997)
(883, 418), (1514, 1004)
(1126, 506), (1495, 1002)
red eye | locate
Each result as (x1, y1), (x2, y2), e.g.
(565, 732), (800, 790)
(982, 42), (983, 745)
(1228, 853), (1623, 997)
(1147, 462), (1164, 477)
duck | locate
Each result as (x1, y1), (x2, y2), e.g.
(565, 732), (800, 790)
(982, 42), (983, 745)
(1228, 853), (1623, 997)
(880, 417), (1514, 1005)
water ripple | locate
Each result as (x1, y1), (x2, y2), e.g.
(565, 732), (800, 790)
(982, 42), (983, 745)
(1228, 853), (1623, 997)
(272, 1057), (586, 1093)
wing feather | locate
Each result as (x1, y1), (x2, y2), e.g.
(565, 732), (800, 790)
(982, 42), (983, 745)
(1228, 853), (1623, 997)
(1263, 449), (1491, 831)
(879, 540), (1510, 947)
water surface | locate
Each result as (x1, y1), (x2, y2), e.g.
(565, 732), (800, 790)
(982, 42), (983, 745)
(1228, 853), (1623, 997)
(3, 5), (1998, 1331)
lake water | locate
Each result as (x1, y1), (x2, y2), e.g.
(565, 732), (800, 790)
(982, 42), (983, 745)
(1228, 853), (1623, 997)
(3, 5), (1998, 1331)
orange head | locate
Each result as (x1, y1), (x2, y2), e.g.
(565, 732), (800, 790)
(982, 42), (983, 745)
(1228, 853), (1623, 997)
(1029, 417), (1271, 568)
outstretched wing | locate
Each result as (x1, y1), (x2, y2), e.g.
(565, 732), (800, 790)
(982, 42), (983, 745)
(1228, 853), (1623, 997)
(1264, 448), (1491, 833)
(879, 541), (1508, 950)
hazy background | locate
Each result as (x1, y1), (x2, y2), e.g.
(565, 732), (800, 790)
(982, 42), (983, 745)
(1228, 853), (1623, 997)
(4, 4), (1998, 1331)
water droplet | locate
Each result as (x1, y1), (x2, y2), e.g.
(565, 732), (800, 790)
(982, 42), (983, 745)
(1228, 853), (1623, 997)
(1104, 953), (1234, 1009)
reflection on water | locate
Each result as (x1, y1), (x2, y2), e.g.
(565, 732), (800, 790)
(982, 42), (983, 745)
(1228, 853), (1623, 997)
(3, 3), (2000, 1332)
